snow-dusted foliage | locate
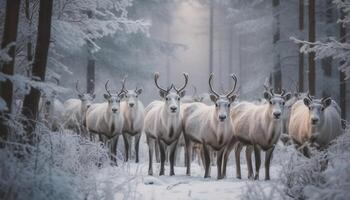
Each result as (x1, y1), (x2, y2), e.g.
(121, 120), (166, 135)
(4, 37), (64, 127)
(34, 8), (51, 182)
(53, 0), (151, 52)
(280, 128), (350, 200)
(291, 37), (350, 79)
(0, 118), (133, 200)
(291, 0), (350, 79)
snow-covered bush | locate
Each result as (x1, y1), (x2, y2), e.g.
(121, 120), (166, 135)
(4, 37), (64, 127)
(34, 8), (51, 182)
(241, 127), (350, 200)
(0, 117), (133, 200)
(281, 128), (350, 200)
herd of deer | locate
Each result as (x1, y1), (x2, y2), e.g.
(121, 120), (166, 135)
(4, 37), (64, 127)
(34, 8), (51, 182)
(37, 72), (343, 180)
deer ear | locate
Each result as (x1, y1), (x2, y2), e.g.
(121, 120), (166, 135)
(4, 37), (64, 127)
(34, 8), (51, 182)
(103, 94), (109, 100)
(284, 92), (292, 101)
(229, 95), (236, 102)
(136, 88), (143, 95)
(210, 94), (217, 102)
(263, 91), (271, 100)
(178, 90), (186, 98)
(118, 93), (125, 99)
(303, 97), (311, 107)
(322, 97), (332, 108)
(159, 90), (166, 98)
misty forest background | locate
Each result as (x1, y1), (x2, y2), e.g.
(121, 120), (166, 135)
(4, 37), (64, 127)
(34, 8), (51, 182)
(0, 0), (350, 200)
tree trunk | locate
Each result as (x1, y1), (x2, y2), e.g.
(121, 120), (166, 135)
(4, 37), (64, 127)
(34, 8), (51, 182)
(22, 0), (53, 144)
(339, 0), (347, 120)
(228, 27), (233, 75)
(86, 10), (95, 95)
(25, 0), (33, 76)
(209, 0), (214, 88)
(308, 0), (316, 95)
(86, 58), (95, 94)
(0, 0), (21, 142)
(298, 0), (304, 92)
(272, 0), (282, 92)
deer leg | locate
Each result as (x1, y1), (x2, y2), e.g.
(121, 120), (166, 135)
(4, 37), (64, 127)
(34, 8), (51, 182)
(122, 134), (129, 162)
(135, 132), (141, 163)
(202, 143), (211, 178)
(254, 145), (261, 180)
(246, 145), (254, 180)
(158, 139), (166, 176)
(235, 143), (243, 179)
(217, 148), (224, 179)
(110, 135), (119, 166)
(155, 141), (160, 163)
(222, 144), (233, 179)
(146, 135), (154, 175)
(169, 140), (178, 176)
(184, 135), (192, 176)
(265, 146), (275, 180)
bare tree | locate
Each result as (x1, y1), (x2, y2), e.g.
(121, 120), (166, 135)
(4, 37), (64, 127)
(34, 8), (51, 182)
(209, 0), (214, 90)
(22, 0), (53, 143)
(0, 0), (21, 142)
(298, 0), (304, 92)
(86, 10), (95, 94)
(339, 0), (346, 120)
(308, 0), (316, 95)
(272, 0), (282, 92)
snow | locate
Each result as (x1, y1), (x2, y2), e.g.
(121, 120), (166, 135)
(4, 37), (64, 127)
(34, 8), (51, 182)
(96, 143), (286, 200)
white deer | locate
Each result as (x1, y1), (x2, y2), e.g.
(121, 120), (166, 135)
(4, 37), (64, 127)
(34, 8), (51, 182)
(182, 74), (238, 179)
(222, 88), (291, 180)
(120, 77), (144, 163)
(288, 94), (342, 156)
(63, 81), (95, 135)
(144, 72), (188, 176)
(86, 80), (125, 164)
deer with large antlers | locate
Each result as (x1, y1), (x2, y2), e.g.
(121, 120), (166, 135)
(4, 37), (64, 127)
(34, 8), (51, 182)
(144, 72), (188, 176)
(288, 94), (342, 157)
(120, 76), (145, 163)
(85, 80), (125, 164)
(182, 74), (238, 179)
(63, 81), (96, 135)
(222, 87), (291, 180)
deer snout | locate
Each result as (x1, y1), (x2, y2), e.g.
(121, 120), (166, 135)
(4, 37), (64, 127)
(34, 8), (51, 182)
(170, 106), (177, 112)
(112, 108), (118, 113)
(219, 114), (227, 121)
(129, 102), (135, 108)
(311, 117), (319, 125)
(273, 112), (281, 119)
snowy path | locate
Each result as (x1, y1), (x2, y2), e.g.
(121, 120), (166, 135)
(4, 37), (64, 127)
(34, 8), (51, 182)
(106, 161), (283, 200)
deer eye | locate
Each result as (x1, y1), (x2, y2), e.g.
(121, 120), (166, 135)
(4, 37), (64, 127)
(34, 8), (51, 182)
(177, 97), (180, 101)
(215, 103), (218, 107)
(165, 97), (169, 101)
(321, 107), (325, 111)
(228, 104), (231, 107)
(282, 102), (285, 106)
(269, 101), (273, 105)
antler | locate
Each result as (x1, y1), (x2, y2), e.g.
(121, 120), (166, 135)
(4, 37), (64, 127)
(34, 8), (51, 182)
(208, 74), (220, 97)
(121, 75), (127, 93)
(154, 72), (172, 93)
(192, 85), (197, 96)
(76, 80), (84, 95)
(226, 74), (238, 97)
(307, 93), (313, 100)
(104, 80), (112, 96)
(174, 72), (189, 93)
(280, 89), (286, 96)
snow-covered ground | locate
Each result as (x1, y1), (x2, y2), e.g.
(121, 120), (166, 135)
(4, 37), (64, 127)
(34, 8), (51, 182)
(100, 155), (285, 200)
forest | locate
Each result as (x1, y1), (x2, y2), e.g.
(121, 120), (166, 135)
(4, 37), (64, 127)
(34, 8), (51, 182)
(0, 0), (349, 200)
